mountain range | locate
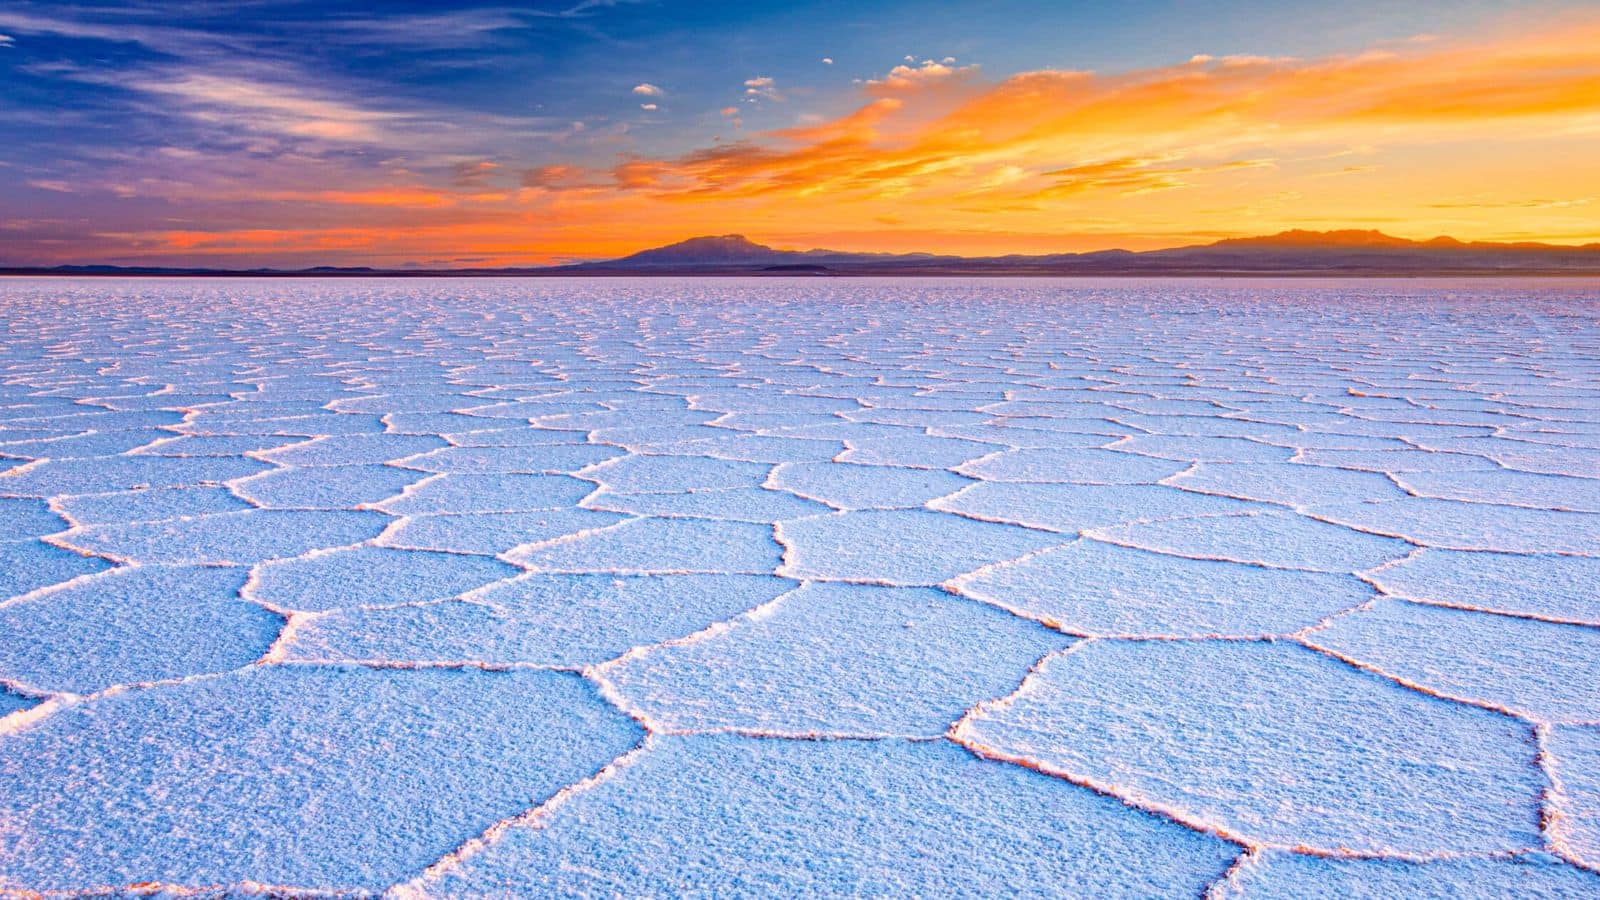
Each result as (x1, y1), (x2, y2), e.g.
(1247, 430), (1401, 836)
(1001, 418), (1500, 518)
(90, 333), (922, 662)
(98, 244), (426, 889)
(7, 230), (1600, 277)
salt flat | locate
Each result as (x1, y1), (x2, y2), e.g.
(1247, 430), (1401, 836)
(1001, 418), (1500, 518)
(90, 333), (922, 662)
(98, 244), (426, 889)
(1, 276), (1598, 897)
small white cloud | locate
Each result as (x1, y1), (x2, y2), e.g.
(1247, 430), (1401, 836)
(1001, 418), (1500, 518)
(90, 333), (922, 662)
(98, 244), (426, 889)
(1218, 54), (1295, 67)
(821, 56), (833, 64)
(27, 179), (72, 193)
(0, 33), (15, 46)
(869, 59), (978, 89)
(631, 83), (664, 97)
(639, 102), (657, 110)
(743, 75), (780, 101)
(1187, 53), (1294, 67)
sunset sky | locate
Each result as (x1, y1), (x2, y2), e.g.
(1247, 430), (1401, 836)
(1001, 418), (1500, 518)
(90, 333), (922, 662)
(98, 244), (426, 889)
(3, 0), (1600, 267)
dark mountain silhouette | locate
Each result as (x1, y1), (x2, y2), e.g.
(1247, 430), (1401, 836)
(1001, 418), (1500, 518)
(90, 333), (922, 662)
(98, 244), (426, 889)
(605, 234), (947, 269)
(572, 230), (1600, 275)
(8, 230), (1600, 277)
(609, 235), (793, 266)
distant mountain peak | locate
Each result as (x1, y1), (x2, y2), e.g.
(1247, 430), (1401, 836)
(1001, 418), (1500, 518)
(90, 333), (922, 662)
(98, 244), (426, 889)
(1212, 229), (1420, 248)
(663, 234), (767, 251)
(611, 234), (788, 266)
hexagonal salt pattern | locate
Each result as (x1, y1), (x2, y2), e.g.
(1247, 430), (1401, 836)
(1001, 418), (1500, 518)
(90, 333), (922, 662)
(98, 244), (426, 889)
(0, 566), (280, 694)
(1, 277), (1597, 894)
(598, 582), (1069, 735)
(425, 736), (1239, 896)
(956, 641), (1543, 854)
(0, 667), (640, 891)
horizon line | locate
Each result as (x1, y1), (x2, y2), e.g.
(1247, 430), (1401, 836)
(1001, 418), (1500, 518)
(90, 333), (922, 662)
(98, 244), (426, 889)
(7, 227), (1600, 274)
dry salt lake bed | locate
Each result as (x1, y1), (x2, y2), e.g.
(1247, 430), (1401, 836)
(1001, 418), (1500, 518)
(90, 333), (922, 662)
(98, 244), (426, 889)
(1, 276), (1599, 897)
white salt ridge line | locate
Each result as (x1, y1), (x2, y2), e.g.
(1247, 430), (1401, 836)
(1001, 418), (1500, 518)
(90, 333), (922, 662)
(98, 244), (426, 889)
(0, 456), (49, 487)
(1, 877), (364, 898)
(947, 565), (1348, 642)
(941, 545), (1101, 637)
(238, 534), (516, 642)
(0, 666), (246, 738)
(369, 516), (506, 554)
(0, 547), (132, 607)
(1080, 522), (1417, 575)
(38, 526), (144, 567)
(1203, 847), (1263, 900)
(584, 580), (804, 734)
(630, 724), (950, 742)
(1102, 433), (1294, 462)
(1387, 475), (1600, 515)
(1297, 635), (1540, 723)
(948, 641), (1257, 849)
(272, 657), (579, 674)
(931, 487), (1267, 539)
(0, 672), (54, 709)
(505, 513), (785, 576)
(256, 609), (318, 664)
(762, 461), (849, 512)
(1296, 506), (1600, 558)
(1290, 596), (1384, 639)
(1353, 549), (1600, 631)
(1533, 723), (1600, 873)
(769, 519), (964, 587)
(1365, 590), (1600, 630)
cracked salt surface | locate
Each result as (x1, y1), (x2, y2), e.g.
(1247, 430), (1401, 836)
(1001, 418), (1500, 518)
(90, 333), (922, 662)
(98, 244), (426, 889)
(1, 277), (1598, 895)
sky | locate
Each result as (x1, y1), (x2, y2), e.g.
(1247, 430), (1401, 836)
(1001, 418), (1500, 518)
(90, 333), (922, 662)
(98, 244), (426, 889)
(2, 0), (1599, 267)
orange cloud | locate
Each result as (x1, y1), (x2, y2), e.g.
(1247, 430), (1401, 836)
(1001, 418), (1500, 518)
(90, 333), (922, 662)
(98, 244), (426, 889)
(637, 19), (1600, 207)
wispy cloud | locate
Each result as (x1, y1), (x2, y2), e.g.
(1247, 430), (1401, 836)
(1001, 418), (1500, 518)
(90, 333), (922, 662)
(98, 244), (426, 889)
(551, 0), (646, 18)
(1428, 196), (1594, 209)
(0, 7), (246, 58)
(1313, 165), (1381, 177)
(2, 5), (567, 170)
(451, 160), (501, 187)
(744, 76), (780, 101)
(321, 9), (533, 49)
(127, 71), (407, 142)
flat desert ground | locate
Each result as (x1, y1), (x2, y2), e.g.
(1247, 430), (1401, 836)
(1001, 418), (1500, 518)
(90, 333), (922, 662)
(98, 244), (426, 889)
(1, 277), (1598, 897)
